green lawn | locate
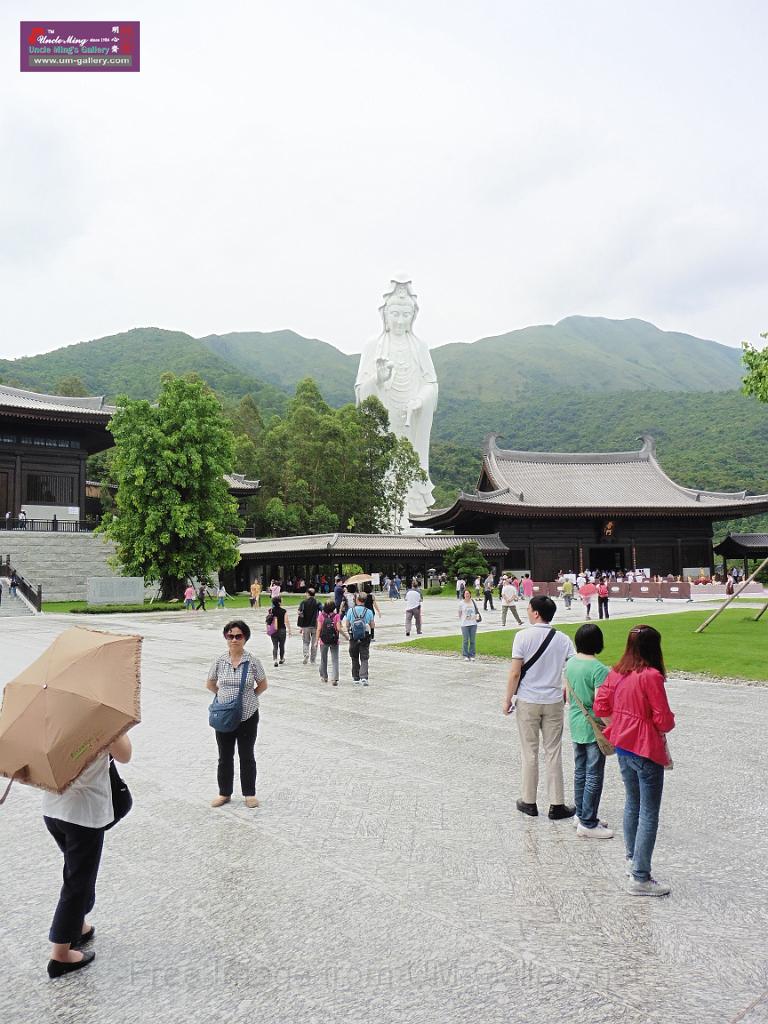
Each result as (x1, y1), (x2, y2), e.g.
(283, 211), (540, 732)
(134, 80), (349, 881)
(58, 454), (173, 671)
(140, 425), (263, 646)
(41, 592), (308, 614)
(396, 609), (768, 681)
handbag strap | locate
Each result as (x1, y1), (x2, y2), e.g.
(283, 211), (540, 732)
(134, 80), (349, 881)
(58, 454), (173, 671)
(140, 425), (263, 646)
(519, 628), (556, 680)
(564, 674), (604, 726)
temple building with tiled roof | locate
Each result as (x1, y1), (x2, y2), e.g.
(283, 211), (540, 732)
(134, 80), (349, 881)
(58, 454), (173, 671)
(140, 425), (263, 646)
(0, 384), (258, 527)
(411, 434), (768, 578)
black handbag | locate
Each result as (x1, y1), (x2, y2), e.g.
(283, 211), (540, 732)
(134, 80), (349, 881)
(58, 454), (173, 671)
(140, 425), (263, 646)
(105, 756), (132, 830)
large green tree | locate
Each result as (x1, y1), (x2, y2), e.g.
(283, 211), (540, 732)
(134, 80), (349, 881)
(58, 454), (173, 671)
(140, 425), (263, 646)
(742, 332), (768, 402)
(99, 373), (241, 598)
(246, 378), (424, 535)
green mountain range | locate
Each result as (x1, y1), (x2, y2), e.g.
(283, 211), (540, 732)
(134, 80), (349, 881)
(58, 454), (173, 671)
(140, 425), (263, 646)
(1, 316), (763, 530)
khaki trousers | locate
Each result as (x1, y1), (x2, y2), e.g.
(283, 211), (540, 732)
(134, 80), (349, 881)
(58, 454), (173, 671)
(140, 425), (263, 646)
(516, 699), (565, 805)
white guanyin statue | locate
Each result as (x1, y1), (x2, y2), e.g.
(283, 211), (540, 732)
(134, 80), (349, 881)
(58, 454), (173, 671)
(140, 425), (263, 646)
(355, 276), (438, 522)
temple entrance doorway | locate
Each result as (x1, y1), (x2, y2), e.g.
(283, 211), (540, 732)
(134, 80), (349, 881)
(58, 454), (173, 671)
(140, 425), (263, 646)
(0, 471), (10, 518)
(588, 546), (625, 573)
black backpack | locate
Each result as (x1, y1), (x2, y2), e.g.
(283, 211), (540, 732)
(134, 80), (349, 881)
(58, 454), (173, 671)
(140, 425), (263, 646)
(320, 613), (338, 646)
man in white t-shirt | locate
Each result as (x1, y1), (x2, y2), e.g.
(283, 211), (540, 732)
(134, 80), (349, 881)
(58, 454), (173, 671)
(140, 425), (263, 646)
(500, 580), (522, 626)
(503, 595), (576, 819)
(404, 581), (423, 636)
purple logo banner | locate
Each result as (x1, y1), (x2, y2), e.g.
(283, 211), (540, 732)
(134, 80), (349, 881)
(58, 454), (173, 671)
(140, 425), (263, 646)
(20, 21), (140, 72)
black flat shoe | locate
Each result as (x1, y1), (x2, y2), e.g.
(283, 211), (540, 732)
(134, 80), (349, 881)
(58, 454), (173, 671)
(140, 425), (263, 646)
(47, 950), (95, 978)
(72, 926), (95, 949)
(516, 799), (538, 817)
(548, 803), (576, 820)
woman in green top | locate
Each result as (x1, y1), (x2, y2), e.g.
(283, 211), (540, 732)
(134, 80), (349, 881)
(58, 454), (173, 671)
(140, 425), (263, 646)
(565, 624), (613, 839)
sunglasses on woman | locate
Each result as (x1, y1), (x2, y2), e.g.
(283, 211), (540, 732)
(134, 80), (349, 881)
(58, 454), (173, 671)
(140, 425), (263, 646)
(226, 632), (245, 640)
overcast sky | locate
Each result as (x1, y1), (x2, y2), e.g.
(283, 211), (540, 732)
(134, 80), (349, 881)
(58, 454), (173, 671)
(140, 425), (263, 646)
(1, 0), (766, 360)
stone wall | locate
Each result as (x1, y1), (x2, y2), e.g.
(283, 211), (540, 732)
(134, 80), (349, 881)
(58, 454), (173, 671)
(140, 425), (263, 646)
(0, 532), (123, 602)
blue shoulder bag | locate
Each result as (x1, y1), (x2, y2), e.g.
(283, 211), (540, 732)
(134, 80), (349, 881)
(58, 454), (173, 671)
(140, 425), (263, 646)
(208, 661), (250, 732)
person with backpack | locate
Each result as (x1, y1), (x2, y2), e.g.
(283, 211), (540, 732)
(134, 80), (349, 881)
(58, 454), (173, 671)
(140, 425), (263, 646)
(342, 592), (375, 685)
(266, 596), (292, 667)
(297, 587), (321, 665)
(317, 599), (341, 685)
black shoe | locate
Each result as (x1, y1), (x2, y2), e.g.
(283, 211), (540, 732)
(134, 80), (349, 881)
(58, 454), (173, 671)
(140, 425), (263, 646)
(548, 804), (576, 820)
(516, 799), (538, 817)
(72, 926), (95, 949)
(47, 950), (95, 978)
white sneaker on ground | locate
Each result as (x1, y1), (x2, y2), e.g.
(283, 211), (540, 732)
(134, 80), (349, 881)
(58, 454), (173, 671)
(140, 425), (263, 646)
(576, 822), (614, 839)
(574, 815), (609, 829)
(627, 877), (671, 897)
(361, 679), (369, 686)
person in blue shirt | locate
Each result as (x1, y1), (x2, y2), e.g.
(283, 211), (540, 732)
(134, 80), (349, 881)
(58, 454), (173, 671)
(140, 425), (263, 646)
(342, 592), (375, 686)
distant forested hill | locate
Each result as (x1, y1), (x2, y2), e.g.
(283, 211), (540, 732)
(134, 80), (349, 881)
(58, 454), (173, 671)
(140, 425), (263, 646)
(0, 327), (288, 413)
(2, 317), (764, 536)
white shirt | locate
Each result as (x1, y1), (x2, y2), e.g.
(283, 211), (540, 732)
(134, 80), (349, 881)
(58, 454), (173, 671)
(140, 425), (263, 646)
(42, 753), (113, 828)
(501, 584), (518, 606)
(512, 625), (575, 704)
(404, 588), (422, 610)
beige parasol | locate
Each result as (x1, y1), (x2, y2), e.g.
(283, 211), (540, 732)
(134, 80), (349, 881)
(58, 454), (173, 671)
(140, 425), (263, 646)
(344, 574), (373, 585)
(0, 626), (141, 797)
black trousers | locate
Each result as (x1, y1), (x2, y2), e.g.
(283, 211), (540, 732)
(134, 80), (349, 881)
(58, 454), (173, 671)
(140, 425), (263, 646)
(215, 710), (259, 797)
(348, 638), (371, 680)
(483, 589), (495, 610)
(44, 816), (105, 945)
(271, 628), (286, 661)
(598, 597), (609, 619)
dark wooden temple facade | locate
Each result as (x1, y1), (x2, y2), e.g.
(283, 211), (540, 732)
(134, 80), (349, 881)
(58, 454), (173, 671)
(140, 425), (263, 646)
(412, 434), (768, 579)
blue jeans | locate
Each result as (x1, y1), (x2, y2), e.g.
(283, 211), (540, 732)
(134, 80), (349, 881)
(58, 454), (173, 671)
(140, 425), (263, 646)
(461, 624), (477, 657)
(573, 741), (605, 829)
(618, 753), (665, 882)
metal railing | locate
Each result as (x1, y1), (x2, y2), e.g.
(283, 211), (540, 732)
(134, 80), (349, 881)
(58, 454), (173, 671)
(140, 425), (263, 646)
(2, 518), (97, 533)
(1, 556), (42, 611)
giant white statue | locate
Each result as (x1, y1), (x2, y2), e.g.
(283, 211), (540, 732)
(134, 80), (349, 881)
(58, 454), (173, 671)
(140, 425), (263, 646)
(355, 276), (438, 522)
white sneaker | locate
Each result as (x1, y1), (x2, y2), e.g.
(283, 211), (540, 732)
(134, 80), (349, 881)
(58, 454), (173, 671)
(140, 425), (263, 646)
(361, 679), (369, 686)
(575, 815), (609, 829)
(627, 877), (671, 897)
(576, 822), (614, 839)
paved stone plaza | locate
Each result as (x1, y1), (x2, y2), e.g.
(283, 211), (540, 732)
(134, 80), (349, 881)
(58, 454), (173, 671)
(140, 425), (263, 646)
(1, 598), (767, 1024)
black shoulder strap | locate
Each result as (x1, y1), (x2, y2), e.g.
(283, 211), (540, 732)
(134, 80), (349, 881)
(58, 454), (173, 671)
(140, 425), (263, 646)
(520, 628), (557, 680)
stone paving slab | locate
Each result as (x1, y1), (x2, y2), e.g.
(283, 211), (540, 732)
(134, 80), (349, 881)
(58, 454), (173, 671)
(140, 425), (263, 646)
(0, 603), (766, 1024)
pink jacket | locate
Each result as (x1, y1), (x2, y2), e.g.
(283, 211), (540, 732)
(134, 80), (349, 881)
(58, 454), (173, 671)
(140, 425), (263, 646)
(593, 667), (675, 764)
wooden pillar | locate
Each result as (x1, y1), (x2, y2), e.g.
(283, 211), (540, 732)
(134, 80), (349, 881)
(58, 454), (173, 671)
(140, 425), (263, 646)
(13, 455), (22, 514)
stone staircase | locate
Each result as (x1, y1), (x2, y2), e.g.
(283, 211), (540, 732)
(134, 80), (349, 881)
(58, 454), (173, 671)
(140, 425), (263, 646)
(0, 580), (35, 617)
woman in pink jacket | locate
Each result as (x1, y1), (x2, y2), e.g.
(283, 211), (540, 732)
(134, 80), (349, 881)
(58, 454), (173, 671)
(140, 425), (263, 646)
(594, 624), (675, 897)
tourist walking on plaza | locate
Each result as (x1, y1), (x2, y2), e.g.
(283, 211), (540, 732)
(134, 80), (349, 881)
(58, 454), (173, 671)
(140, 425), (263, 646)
(249, 579), (262, 608)
(389, 574), (402, 600)
(404, 580), (423, 636)
(521, 574), (534, 601)
(334, 576), (345, 610)
(483, 573), (495, 611)
(183, 584), (196, 611)
(267, 596), (292, 666)
(597, 578), (610, 619)
(594, 625), (675, 896)
(579, 578), (597, 619)
(43, 733), (133, 978)
(342, 592), (374, 685)
(207, 620), (267, 810)
(458, 588), (481, 660)
(560, 576), (574, 610)
(456, 576), (465, 600)
(363, 584), (382, 640)
(297, 587), (320, 664)
(270, 579), (281, 600)
(317, 599), (341, 684)
(196, 584), (207, 611)
(565, 624), (612, 839)
(501, 577), (522, 626)
(217, 584), (228, 608)
(503, 595), (576, 819)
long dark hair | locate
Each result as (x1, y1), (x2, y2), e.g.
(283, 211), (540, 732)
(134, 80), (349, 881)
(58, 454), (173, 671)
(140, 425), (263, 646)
(614, 624), (666, 677)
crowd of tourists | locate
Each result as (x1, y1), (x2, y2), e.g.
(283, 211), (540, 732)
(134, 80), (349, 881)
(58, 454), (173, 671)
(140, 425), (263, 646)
(36, 562), (687, 979)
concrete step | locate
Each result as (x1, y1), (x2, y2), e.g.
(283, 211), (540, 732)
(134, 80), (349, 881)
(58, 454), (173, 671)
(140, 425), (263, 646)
(0, 583), (34, 616)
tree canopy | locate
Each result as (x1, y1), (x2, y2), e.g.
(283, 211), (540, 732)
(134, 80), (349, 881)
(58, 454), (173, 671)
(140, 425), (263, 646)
(244, 378), (425, 536)
(98, 373), (241, 597)
(443, 541), (489, 582)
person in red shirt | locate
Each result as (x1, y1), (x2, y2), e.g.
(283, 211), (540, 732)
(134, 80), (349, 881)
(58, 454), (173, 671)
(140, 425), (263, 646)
(594, 624), (675, 897)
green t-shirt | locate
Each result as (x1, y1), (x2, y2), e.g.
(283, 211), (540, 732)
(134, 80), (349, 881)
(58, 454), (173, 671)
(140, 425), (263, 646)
(565, 656), (610, 745)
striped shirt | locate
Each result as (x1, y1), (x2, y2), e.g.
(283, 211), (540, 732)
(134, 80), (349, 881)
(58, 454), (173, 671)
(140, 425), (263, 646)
(208, 650), (266, 722)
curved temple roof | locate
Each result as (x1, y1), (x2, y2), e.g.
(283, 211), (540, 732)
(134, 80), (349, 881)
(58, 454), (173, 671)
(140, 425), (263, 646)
(414, 434), (768, 524)
(0, 383), (115, 418)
